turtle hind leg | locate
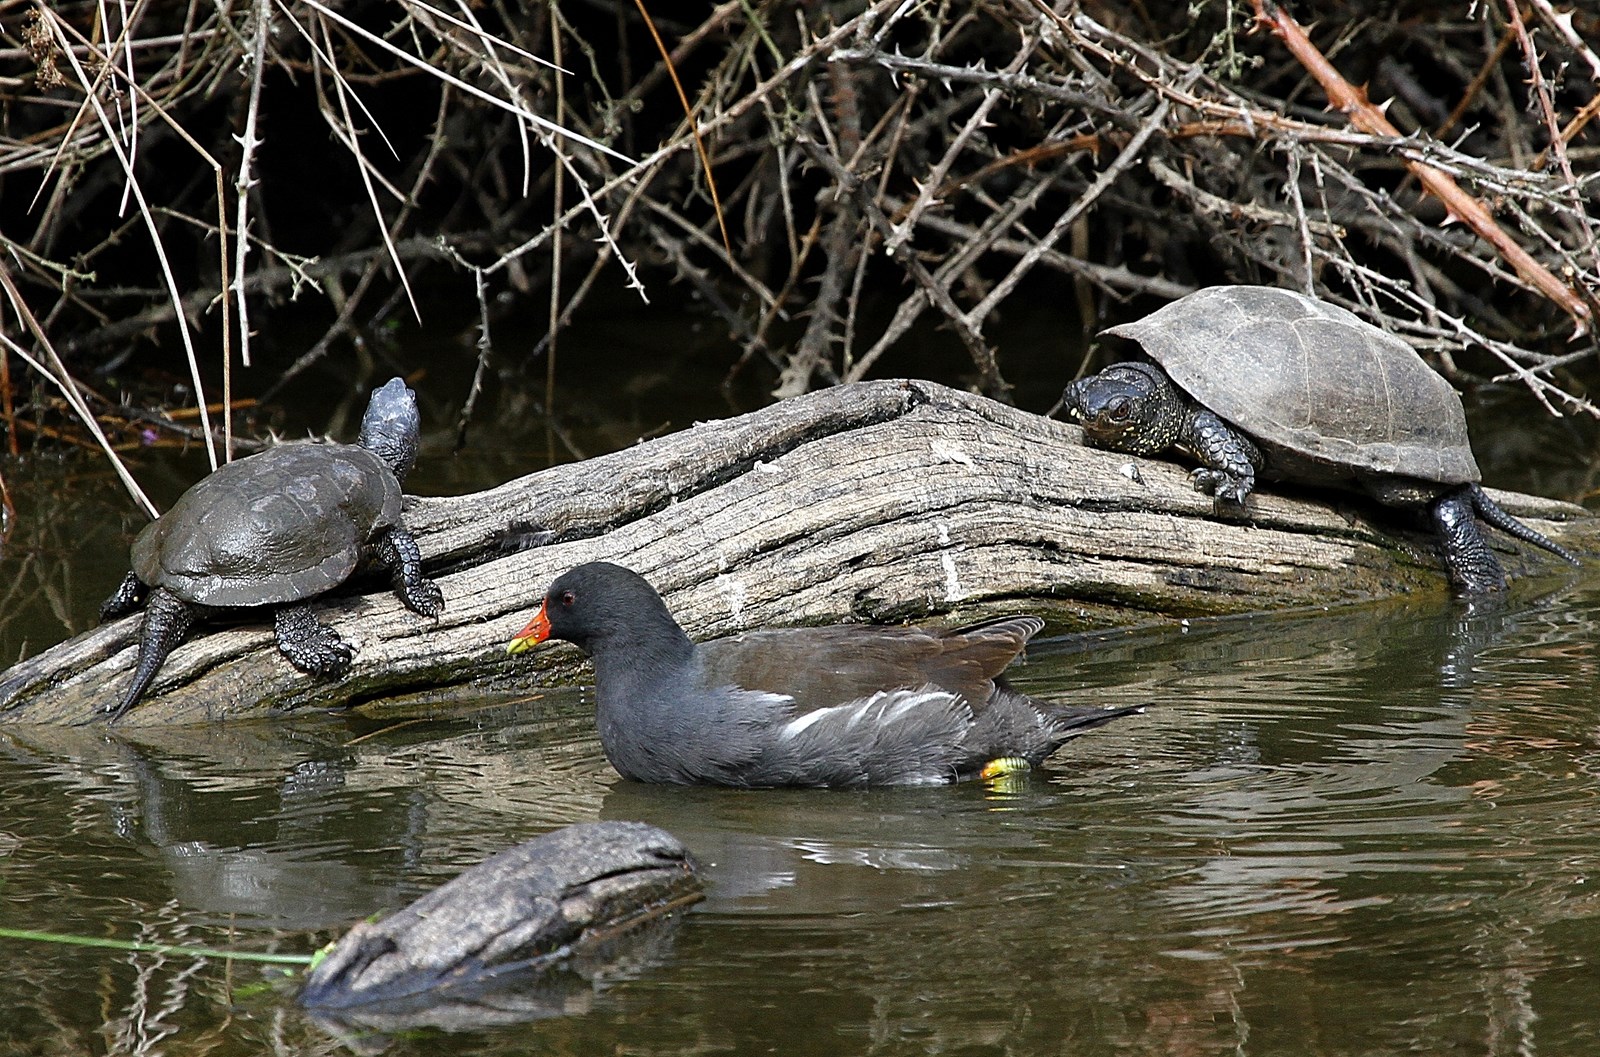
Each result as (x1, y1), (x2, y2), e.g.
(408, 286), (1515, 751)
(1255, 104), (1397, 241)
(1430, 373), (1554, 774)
(374, 527), (444, 616)
(1467, 484), (1580, 565)
(1431, 489), (1507, 594)
(274, 605), (355, 677)
(108, 588), (195, 722)
(100, 572), (148, 622)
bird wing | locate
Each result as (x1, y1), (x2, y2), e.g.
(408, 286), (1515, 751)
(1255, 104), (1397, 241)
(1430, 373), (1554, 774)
(697, 616), (1041, 717)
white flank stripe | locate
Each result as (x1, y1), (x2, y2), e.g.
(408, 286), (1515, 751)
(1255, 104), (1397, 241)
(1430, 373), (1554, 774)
(844, 692), (889, 731)
(881, 689), (948, 723)
(777, 688), (955, 742)
(777, 703), (834, 741)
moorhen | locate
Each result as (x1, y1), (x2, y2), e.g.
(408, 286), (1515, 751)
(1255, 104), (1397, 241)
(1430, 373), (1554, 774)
(505, 561), (1139, 788)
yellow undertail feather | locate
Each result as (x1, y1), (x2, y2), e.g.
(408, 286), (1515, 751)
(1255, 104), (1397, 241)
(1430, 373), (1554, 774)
(979, 756), (1032, 781)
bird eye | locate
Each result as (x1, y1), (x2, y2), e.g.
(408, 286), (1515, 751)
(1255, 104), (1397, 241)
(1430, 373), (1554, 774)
(560, 590), (576, 607)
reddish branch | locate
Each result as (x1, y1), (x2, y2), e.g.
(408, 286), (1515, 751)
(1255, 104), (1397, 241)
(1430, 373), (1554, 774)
(1251, 0), (1592, 334)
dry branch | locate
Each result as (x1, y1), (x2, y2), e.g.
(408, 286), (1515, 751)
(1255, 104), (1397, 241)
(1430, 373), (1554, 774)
(1251, 0), (1592, 333)
(1, 0), (1597, 457)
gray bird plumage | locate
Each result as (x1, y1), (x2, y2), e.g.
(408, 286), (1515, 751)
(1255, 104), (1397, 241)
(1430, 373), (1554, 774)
(512, 561), (1138, 787)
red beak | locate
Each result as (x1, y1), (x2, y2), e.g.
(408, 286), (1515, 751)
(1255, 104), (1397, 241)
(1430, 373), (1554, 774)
(506, 601), (552, 655)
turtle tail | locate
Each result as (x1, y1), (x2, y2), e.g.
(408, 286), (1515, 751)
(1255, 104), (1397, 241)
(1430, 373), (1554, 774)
(108, 588), (195, 723)
(1466, 484), (1580, 565)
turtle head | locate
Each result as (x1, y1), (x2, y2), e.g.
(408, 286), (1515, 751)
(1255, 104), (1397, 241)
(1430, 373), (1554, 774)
(358, 377), (421, 480)
(1060, 361), (1183, 456)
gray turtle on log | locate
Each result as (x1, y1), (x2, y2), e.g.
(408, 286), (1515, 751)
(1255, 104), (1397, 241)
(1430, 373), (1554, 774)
(1060, 285), (1578, 593)
(100, 378), (444, 720)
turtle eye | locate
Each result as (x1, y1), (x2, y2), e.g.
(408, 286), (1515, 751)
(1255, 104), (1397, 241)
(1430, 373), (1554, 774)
(1107, 396), (1132, 422)
(559, 590), (577, 607)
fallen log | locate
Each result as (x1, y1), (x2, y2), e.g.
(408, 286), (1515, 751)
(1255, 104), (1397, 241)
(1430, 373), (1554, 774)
(0, 379), (1590, 725)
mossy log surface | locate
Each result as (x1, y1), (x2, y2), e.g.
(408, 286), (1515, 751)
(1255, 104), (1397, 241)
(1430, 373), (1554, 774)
(1, 379), (1591, 726)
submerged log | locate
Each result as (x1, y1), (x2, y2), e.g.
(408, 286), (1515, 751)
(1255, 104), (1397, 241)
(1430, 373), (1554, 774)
(0, 379), (1591, 725)
(298, 821), (701, 1034)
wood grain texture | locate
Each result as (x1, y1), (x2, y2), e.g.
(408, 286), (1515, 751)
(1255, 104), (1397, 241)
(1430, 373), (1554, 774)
(1, 379), (1590, 725)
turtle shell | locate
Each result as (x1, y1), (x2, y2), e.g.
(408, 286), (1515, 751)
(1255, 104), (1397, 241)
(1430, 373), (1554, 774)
(131, 443), (402, 608)
(1102, 285), (1480, 485)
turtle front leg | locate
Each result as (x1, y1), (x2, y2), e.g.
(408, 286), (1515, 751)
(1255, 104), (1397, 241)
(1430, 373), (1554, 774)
(108, 587), (195, 722)
(1182, 409), (1263, 504)
(374, 527), (444, 616)
(274, 605), (356, 676)
(100, 572), (149, 622)
(1431, 487), (1507, 594)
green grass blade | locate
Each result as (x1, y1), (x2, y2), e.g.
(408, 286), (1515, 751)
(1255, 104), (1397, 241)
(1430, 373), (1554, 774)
(0, 926), (313, 967)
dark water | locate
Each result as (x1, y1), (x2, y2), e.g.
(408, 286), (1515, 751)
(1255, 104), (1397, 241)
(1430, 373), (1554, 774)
(2, 567), (1600, 1053)
(2, 347), (1600, 1054)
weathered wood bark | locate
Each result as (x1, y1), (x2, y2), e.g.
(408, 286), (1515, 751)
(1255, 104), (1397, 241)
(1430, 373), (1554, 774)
(0, 379), (1591, 726)
(299, 821), (701, 1024)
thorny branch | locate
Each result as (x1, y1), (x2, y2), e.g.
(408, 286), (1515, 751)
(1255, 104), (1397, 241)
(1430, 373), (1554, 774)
(0, 0), (1596, 478)
(1250, 0), (1591, 333)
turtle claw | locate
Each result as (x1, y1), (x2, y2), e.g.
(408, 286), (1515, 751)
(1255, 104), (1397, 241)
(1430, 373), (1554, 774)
(284, 627), (355, 676)
(403, 578), (445, 618)
(275, 605), (355, 677)
(375, 527), (443, 617)
(1191, 468), (1253, 504)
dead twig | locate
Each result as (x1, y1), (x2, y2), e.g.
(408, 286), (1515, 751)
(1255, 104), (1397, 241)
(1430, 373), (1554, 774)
(0, 261), (157, 518)
(1251, 0), (1592, 334)
(4, 0), (1596, 475)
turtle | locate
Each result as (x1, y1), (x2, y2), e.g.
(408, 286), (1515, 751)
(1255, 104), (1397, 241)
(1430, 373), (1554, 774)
(100, 377), (445, 720)
(1059, 285), (1578, 594)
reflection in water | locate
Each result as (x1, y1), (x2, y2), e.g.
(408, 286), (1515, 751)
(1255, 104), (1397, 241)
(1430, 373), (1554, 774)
(304, 922), (688, 1056)
(0, 581), (1598, 1054)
